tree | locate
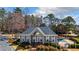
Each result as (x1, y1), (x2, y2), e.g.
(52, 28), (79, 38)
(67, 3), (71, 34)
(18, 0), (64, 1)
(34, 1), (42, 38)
(0, 8), (6, 32)
(45, 13), (55, 22)
(40, 23), (46, 27)
(65, 23), (76, 32)
(56, 24), (66, 34)
(0, 8), (5, 17)
(62, 16), (76, 33)
(31, 15), (36, 27)
(24, 15), (28, 28)
(62, 16), (76, 24)
(14, 7), (22, 13)
(51, 24), (57, 32)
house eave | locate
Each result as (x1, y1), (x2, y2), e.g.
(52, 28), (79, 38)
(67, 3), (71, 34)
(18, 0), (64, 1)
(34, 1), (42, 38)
(19, 34), (58, 37)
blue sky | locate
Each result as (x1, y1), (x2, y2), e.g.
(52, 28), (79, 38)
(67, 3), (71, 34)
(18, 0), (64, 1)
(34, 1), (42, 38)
(2, 7), (79, 25)
(4, 7), (38, 14)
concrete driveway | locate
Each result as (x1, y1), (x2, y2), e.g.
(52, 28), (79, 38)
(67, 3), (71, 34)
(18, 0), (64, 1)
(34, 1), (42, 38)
(0, 41), (15, 51)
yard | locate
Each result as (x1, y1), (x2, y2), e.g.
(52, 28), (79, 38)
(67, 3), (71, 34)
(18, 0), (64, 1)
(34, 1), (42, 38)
(9, 39), (68, 51)
(73, 37), (79, 43)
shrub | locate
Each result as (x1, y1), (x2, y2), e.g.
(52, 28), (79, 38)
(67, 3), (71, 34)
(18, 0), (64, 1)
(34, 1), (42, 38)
(50, 43), (60, 49)
(15, 45), (24, 51)
(69, 44), (79, 48)
(11, 39), (20, 45)
(8, 38), (15, 43)
(44, 43), (60, 49)
(27, 45), (32, 49)
(36, 45), (46, 51)
(19, 42), (30, 48)
(73, 37), (79, 43)
(45, 46), (49, 51)
(40, 45), (45, 51)
(76, 44), (79, 48)
(44, 42), (52, 45)
(36, 45), (58, 51)
(48, 45), (58, 51)
(36, 45), (42, 51)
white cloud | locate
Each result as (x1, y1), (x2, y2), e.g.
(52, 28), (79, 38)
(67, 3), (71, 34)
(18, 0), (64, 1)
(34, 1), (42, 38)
(33, 7), (79, 24)
(38, 7), (79, 17)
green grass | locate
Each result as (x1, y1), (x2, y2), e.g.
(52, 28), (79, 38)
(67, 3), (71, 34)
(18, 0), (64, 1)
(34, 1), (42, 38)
(68, 44), (79, 48)
(73, 37), (79, 43)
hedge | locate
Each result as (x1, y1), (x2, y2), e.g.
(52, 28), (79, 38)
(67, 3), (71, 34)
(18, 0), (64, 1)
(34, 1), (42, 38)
(69, 44), (79, 48)
(44, 43), (60, 49)
(73, 37), (79, 43)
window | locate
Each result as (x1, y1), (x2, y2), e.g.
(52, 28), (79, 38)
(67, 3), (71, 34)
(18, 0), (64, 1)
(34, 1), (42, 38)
(40, 39), (42, 42)
(26, 39), (29, 42)
(52, 40), (54, 42)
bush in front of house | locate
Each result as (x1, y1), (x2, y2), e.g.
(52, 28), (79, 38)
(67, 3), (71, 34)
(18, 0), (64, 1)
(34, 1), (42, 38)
(48, 45), (58, 51)
(51, 43), (60, 49)
(19, 42), (30, 48)
(16, 42), (32, 51)
(25, 45), (32, 49)
(11, 39), (20, 45)
(44, 43), (60, 49)
(15, 45), (25, 51)
(76, 44), (79, 48)
(36, 45), (45, 51)
(36, 45), (58, 51)
(36, 45), (41, 51)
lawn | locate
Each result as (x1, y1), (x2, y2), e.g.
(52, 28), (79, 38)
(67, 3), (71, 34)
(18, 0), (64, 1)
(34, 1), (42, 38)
(73, 37), (79, 43)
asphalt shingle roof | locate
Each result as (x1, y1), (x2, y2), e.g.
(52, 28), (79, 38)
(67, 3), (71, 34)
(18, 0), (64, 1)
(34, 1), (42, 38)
(22, 27), (57, 35)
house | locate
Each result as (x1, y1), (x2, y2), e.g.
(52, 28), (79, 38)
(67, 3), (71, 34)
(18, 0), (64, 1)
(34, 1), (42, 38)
(19, 27), (58, 44)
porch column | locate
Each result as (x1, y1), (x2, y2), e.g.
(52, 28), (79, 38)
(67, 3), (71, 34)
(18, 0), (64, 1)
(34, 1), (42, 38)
(25, 35), (26, 42)
(36, 36), (37, 43)
(31, 35), (32, 44)
(42, 36), (44, 44)
(44, 36), (46, 43)
(50, 36), (51, 43)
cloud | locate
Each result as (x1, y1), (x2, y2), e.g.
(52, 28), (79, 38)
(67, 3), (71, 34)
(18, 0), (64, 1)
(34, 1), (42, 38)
(38, 7), (79, 17)
(33, 7), (79, 24)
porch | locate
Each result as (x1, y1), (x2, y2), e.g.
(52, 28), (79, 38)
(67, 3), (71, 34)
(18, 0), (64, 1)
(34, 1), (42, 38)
(20, 35), (58, 44)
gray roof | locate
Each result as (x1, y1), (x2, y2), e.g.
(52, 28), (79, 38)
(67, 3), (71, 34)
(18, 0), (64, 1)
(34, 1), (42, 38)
(22, 27), (34, 34)
(40, 27), (56, 35)
(22, 27), (57, 35)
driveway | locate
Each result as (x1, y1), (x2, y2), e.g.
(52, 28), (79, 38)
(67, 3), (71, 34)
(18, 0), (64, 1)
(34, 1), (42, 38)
(0, 41), (15, 51)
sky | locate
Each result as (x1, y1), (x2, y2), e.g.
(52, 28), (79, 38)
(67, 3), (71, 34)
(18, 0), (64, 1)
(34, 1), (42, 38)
(2, 7), (79, 25)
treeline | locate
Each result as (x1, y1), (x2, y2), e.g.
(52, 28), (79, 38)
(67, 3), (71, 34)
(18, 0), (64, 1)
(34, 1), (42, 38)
(0, 7), (43, 34)
(44, 14), (76, 34)
(0, 7), (77, 34)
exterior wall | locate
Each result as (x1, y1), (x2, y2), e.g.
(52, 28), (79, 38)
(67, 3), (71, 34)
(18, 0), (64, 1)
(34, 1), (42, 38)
(20, 35), (58, 43)
(45, 36), (58, 43)
(20, 36), (31, 43)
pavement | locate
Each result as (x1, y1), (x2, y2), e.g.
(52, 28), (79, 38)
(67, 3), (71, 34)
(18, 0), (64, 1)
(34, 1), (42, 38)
(67, 49), (79, 51)
(0, 40), (15, 51)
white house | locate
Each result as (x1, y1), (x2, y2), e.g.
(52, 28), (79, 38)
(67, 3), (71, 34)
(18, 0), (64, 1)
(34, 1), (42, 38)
(19, 27), (58, 44)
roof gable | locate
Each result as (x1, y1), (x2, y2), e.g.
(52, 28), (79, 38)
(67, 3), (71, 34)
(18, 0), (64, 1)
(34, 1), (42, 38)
(22, 27), (57, 36)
